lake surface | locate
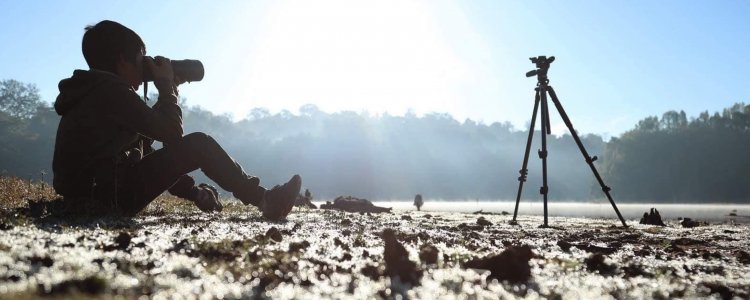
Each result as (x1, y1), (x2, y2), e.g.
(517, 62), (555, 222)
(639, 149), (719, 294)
(322, 200), (750, 223)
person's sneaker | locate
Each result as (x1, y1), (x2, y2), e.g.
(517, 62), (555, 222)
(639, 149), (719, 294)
(192, 183), (223, 213)
(260, 174), (302, 221)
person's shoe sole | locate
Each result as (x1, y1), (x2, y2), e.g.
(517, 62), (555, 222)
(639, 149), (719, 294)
(262, 174), (301, 221)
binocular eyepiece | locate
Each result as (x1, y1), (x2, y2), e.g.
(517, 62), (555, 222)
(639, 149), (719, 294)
(143, 58), (204, 83)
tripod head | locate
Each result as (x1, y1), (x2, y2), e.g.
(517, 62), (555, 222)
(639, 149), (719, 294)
(525, 56), (555, 82)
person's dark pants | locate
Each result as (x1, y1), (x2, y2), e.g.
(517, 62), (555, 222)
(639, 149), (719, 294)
(95, 132), (265, 216)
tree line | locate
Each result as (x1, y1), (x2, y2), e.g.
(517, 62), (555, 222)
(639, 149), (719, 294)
(1, 79), (748, 203)
(601, 104), (750, 202)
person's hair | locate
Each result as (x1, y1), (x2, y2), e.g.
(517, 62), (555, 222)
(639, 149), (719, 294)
(81, 20), (146, 73)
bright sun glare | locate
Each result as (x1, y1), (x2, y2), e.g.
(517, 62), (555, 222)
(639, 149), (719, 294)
(223, 0), (482, 119)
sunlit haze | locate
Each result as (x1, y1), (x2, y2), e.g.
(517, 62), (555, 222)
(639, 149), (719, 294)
(236, 1), (486, 122)
(1, 0), (748, 137)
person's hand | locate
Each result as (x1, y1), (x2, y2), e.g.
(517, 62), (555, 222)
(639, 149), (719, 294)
(145, 56), (174, 84)
(174, 75), (187, 87)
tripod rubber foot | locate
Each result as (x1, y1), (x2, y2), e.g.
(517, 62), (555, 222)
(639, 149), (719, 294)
(509, 220), (519, 226)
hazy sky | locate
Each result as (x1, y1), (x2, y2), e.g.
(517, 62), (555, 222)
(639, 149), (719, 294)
(1, 0), (748, 137)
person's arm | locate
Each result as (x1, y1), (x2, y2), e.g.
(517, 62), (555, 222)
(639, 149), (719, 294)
(106, 83), (183, 143)
(106, 56), (183, 143)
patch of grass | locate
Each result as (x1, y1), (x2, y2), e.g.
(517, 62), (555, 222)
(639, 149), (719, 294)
(140, 194), (252, 216)
(0, 176), (58, 209)
(139, 194), (195, 216)
(0, 176), (245, 217)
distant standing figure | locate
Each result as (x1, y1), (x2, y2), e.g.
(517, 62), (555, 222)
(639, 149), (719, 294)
(414, 194), (424, 211)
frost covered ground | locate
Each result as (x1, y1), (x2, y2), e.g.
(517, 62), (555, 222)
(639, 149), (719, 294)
(0, 178), (748, 299)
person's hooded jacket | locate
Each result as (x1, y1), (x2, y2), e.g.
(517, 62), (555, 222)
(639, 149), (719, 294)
(52, 69), (182, 198)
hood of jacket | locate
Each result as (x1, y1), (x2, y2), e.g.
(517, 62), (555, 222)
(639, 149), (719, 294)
(54, 69), (127, 115)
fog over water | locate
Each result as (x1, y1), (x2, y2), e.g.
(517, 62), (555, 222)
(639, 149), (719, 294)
(323, 201), (750, 223)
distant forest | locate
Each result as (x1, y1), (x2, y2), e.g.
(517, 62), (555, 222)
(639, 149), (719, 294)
(1, 79), (749, 203)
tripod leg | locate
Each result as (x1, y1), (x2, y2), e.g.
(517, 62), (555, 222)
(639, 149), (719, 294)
(547, 86), (628, 227)
(539, 86), (550, 228)
(511, 88), (541, 225)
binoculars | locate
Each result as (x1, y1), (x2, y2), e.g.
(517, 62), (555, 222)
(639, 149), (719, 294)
(143, 57), (204, 83)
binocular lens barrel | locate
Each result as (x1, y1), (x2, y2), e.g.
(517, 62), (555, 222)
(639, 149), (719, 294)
(143, 59), (204, 83)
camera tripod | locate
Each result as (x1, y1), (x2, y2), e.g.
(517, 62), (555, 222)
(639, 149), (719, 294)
(509, 56), (628, 227)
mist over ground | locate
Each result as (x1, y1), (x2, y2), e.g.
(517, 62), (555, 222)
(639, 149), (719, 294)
(2, 80), (750, 203)
(184, 104), (606, 201)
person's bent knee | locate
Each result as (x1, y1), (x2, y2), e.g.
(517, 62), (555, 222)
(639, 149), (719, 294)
(182, 132), (211, 144)
(181, 132), (220, 148)
(180, 132), (220, 154)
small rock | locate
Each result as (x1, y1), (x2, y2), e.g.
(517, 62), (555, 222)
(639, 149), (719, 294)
(289, 240), (310, 252)
(419, 244), (439, 265)
(639, 208), (666, 226)
(339, 252), (353, 261)
(476, 217), (493, 226)
(464, 245), (534, 283)
(294, 193), (317, 209)
(557, 240), (572, 252)
(585, 253), (617, 276)
(382, 229), (422, 286)
(361, 264), (383, 280)
(401, 215), (413, 221)
(703, 282), (737, 300)
(321, 196), (392, 213)
(114, 232), (132, 249)
(265, 227), (283, 242)
(102, 232), (132, 252)
(681, 218), (707, 228)
(736, 250), (750, 265)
